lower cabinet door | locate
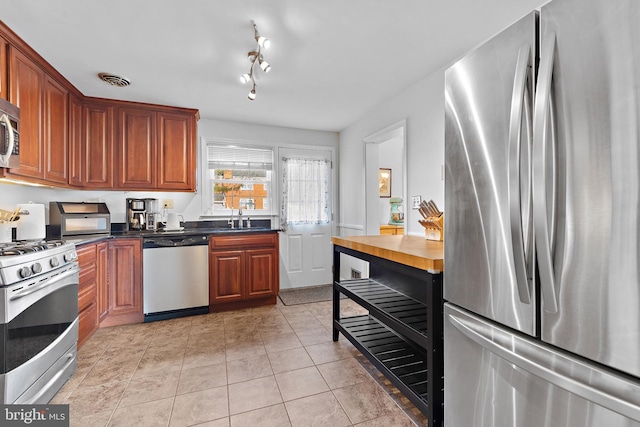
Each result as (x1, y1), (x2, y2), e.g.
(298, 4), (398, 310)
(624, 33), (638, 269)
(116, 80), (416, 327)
(245, 248), (277, 299)
(103, 239), (143, 326)
(209, 250), (245, 304)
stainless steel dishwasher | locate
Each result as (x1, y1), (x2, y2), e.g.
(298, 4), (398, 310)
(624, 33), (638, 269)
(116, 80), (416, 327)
(142, 234), (209, 321)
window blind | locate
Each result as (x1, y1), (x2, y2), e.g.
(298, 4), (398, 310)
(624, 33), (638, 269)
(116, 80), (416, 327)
(207, 145), (273, 171)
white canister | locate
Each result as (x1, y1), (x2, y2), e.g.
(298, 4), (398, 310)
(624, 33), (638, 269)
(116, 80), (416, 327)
(0, 222), (11, 243)
(16, 203), (46, 240)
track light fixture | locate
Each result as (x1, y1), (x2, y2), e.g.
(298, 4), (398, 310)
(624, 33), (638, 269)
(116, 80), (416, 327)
(240, 21), (270, 100)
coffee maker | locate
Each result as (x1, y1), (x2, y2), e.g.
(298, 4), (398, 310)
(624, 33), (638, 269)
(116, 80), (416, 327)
(144, 198), (158, 230)
(126, 198), (158, 231)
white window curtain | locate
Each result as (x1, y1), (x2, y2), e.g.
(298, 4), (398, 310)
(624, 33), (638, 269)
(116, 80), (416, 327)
(281, 158), (330, 230)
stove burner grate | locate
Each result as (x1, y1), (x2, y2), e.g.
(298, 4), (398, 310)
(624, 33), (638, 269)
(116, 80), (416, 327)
(0, 240), (67, 257)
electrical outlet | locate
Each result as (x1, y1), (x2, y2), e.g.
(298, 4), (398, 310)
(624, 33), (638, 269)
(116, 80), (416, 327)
(411, 196), (422, 210)
(162, 199), (174, 209)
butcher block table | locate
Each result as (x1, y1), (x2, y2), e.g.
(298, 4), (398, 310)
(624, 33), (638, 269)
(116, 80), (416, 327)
(332, 235), (444, 427)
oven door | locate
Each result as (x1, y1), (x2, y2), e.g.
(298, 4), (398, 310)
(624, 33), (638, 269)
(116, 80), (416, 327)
(0, 263), (79, 403)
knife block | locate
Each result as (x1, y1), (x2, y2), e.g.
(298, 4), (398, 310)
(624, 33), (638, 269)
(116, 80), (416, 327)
(424, 214), (444, 241)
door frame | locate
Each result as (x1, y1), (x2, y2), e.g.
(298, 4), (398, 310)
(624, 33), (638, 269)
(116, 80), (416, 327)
(363, 119), (407, 235)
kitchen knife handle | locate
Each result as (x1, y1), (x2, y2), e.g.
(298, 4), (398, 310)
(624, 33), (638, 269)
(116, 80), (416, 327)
(533, 32), (559, 313)
(508, 43), (533, 304)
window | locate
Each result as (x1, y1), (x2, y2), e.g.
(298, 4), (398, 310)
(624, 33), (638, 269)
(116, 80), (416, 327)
(280, 157), (330, 226)
(204, 144), (274, 215)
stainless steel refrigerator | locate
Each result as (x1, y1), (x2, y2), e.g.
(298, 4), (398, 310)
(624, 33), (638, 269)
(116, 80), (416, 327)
(444, 0), (640, 425)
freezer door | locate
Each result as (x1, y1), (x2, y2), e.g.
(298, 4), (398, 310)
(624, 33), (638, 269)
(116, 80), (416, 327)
(445, 304), (640, 427)
(534, 0), (640, 377)
(444, 12), (538, 335)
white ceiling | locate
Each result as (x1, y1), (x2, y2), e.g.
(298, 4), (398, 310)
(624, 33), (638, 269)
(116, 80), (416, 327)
(0, 0), (545, 132)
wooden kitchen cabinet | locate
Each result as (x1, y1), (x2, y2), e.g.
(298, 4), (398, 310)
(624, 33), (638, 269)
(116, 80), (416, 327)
(76, 240), (110, 347)
(7, 47), (69, 184)
(380, 225), (404, 235)
(83, 101), (115, 188)
(116, 106), (196, 191)
(209, 233), (279, 310)
(117, 106), (156, 188)
(96, 241), (109, 323)
(209, 250), (244, 303)
(43, 75), (68, 184)
(8, 46), (43, 179)
(76, 242), (100, 348)
(246, 248), (278, 299)
(157, 111), (196, 190)
(102, 238), (143, 327)
(0, 21), (199, 190)
(68, 92), (83, 187)
(0, 34), (7, 100)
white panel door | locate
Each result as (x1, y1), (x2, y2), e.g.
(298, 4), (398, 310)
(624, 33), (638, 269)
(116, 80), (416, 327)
(279, 147), (333, 289)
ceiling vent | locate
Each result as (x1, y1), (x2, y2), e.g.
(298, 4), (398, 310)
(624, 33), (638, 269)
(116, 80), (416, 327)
(98, 73), (131, 87)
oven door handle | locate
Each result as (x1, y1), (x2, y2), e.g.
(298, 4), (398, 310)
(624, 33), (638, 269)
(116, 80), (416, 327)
(9, 266), (79, 301)
(22, 351), (76, 405)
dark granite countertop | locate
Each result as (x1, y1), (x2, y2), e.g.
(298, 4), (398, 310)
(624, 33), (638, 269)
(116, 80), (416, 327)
(66, 219), (280, 246)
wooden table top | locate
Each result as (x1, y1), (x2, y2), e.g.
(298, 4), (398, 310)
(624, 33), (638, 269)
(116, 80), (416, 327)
(332, 235), (444, 273)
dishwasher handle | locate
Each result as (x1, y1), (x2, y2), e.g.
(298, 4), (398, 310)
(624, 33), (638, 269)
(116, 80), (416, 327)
(143, 235), (208, 248)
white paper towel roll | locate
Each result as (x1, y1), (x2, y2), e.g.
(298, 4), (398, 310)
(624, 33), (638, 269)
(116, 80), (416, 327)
(16, 203), (46, 240)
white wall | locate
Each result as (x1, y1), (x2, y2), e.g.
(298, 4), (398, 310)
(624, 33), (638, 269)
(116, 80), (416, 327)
(0, 118), (338, 225)
(338, 66), (446, 238)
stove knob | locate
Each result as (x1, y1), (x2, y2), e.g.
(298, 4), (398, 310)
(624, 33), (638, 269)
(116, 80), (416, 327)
(50, 257), (60, 268)
(19, 266), (32, 278)
(31, 262), (42, 274)
(64, 252), (76, 262)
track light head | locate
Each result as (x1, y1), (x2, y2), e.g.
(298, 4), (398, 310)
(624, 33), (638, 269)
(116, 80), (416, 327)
(248, 88), (256, 101)
(240, 73), (252, 84)
(259, 60), (271, 73)
(257, 36), (271, 49)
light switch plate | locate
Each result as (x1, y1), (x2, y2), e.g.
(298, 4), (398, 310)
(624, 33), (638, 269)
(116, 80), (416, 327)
(411, 196), (421, 209)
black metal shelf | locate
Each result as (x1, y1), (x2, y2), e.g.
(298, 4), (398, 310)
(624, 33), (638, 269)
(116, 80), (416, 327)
(335, 279), (430, 348)
(335, 315), (431, 414)
(332, 244), (444, 427)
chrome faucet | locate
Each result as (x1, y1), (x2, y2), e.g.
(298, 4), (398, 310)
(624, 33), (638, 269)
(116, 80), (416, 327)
(238, 206), (244, 228)
(246, 217), (251, 228)
(228, 209), (235, 229)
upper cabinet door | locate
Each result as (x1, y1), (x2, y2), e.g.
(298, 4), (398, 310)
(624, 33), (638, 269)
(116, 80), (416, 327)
(83, 102), (115, 188)
(43, 75), (68, 184)
(0, 35), (7, 100)
(118, 107), (157, 188)
(9, 47), (44, 179)
(68, 93), (83, 187)
(157, 111), (195, 191)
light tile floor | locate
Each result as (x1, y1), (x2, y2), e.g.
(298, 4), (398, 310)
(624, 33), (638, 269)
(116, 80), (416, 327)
(52, 299), (427, 426)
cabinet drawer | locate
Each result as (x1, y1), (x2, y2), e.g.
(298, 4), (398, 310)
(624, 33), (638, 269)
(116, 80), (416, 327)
(78, 303), (98, 348)
(77, 244), (97, 265)
(209, 233), (277, 249)
(78, 281), (97, 312)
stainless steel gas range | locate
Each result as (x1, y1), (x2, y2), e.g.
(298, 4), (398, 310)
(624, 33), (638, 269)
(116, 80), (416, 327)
(0, 240), (79, 404)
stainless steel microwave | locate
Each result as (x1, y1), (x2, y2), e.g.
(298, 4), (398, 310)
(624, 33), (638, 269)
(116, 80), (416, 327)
(0, 98), (19, 169)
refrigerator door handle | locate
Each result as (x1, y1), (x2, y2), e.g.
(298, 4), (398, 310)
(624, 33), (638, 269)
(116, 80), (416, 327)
(533, 33), (559, 313)
(508, 44), (533, 304)
(448, 309), (640, 422)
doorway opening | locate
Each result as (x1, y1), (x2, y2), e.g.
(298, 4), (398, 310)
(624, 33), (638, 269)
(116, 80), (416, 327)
(364, 120), (407, 235)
